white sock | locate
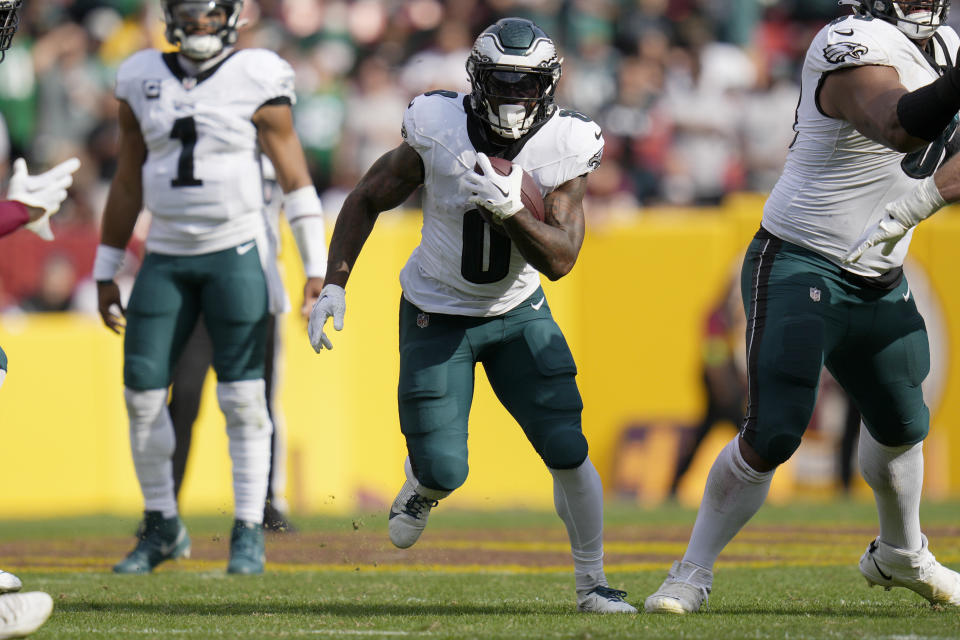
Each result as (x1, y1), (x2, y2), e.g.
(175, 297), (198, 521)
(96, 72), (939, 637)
(404, 457), (451, 501)
(682, 436), (774, 571)
(550, 457), (607, 593)
(124, 387), (178, 519)
(218, 379), (272, 524)
(858, 424), (923, 551)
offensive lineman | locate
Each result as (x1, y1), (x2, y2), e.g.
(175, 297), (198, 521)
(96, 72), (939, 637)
(307, 18), (635, 613)
(646, 0), (960, 613)
(95, 0), (325, 574)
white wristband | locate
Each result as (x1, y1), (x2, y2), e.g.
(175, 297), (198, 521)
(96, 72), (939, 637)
(290, 215), (327, 278)
(93, 244), (125, 282)
(283, 185), (323, 220)
(284, 186), (326, 278)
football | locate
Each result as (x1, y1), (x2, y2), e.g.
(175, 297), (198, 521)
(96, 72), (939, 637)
(473, 156), (545, 233)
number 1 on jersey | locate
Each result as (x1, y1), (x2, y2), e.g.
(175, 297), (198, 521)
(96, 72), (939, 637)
(170, 116), (203, 187)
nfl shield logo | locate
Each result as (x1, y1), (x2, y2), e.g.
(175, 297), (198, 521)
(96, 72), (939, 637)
(182, 76), (197, 90)
(416, 313), (429, 328)
(809, 287), (821, 302)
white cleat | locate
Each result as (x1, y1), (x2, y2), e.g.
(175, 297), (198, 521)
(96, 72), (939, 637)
(644, 560), (713, 614)
(0, 573), (21, 595)
(0, 592), (53, 639)
(859, 535), (960, 607)
(388, 481), (438, 549)
(577, 585), (638, 613)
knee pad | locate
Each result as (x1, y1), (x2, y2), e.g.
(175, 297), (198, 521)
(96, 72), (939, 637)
(217, 379), (272, 438)
(755, 433), (801, 467)
(413, 451), (468, 493)
(900, 404), (930, 444)
(741, 426), (801, 467)
(124, 387), (175, 459)
(863, 401), (930, 447)
(124, 354), (168, 391)
(541, 427), (588, 470)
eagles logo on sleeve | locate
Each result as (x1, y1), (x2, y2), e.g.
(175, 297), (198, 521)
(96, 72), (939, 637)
(588, 148), (602, 170)
(824, 42), (869, 64)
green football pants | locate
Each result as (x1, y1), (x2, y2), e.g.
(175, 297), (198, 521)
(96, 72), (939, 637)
(740, 228), (929, 465)
(124, 244), (269, 390)
(397, 288), (587, 491)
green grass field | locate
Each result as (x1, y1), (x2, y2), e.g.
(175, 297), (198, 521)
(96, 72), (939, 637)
(1, 500), (958, 639)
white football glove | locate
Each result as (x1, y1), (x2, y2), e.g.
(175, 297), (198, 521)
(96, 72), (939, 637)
(844, 176), (946, 264)
(7, 156), (81, 241)
(308, 283), (346, 352)
(462, 152), (524, 221)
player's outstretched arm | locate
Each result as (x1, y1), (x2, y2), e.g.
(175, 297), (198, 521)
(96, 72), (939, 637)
(95, 100), (146, 334)
(502, 175), (587, 281)
(254, 102), (327, 316)
(324, 142), (423, 289)
(307, 142), (423, 353)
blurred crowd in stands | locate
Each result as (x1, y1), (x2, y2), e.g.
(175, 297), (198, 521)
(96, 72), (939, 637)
(0, 0), (938, 312)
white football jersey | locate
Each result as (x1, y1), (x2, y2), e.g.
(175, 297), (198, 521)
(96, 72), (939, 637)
(115, 48), (296, 255)
(762, 15), (960, 277)
(399, 92), (603, 316)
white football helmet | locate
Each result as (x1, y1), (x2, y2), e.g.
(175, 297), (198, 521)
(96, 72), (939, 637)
(161, 0), (243, 60)
(0, 0), (23, 63)
(466, 18), (562, 140)
(840, 0), (950, 40)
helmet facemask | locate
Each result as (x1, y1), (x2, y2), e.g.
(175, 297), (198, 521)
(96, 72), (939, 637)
(846, 0), (951, 39)
(472, 68), (557, 139)
(162, 0), (243, 61)
(466, 18), (562, 140)
(0, 0), (23, 63)
(892, 0), (949, 38)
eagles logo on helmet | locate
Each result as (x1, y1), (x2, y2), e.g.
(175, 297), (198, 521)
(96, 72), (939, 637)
(0, 0), (23, 63)
(465, 18), (562, 140)
(161, 0), (244, 61)
(840, 0), (950, 40)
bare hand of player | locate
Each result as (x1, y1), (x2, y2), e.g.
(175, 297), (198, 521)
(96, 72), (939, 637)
(301, 276), (325, 318)
(97, 281), (126, 334)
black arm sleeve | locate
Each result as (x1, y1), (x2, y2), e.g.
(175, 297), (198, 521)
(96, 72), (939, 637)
(897, 66), (960, 142)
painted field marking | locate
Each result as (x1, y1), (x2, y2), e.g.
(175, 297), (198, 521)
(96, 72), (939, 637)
(55, 629), (413, 636)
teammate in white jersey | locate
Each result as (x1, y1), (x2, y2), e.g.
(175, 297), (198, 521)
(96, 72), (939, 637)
(164, 157), (298, 533)
(646, 1), (960, 614)
(307, 18), (635, 614)
(94, 0), (326, 575)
